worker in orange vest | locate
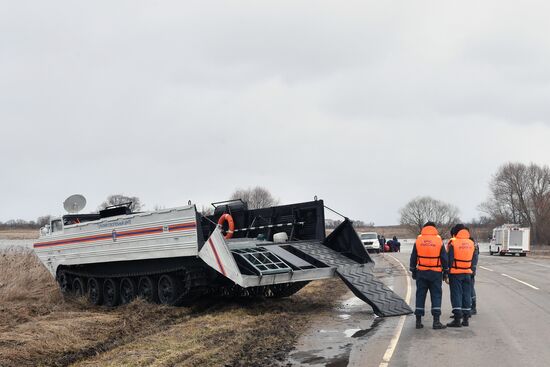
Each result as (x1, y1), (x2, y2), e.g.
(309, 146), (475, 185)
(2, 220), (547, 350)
(409, 222), (448, 330)
(447, 224), (465, 253)
(447, 226), (478, 327)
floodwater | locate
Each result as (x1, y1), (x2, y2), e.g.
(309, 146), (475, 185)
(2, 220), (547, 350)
(0, 239), (34, 250)
(394, 239), (490, 254)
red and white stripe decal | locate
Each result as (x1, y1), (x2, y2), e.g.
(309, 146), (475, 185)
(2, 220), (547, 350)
(208, 238), (226, 276)
(34, 221), (196, 248)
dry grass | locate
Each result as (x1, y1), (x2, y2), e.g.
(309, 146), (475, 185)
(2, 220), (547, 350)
(0, 230), (38, 240)
(0, 247), (61, 304)
(0, 249), (347, 367)
(72, 280), (341, 367)
(357, 225), (416, 239)
(0, 248), (64, 334)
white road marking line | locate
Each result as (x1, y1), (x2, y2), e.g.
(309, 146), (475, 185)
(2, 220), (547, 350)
(379, 255), (412, 367)
(501, 273), (539, 290)
(479, 266), (494, 272)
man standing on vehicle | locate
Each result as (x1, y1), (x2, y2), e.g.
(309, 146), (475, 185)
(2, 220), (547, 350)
(447, 226), (478, 327)
(410, 222), (448, 330)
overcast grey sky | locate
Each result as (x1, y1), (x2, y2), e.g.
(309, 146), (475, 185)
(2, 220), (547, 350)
(2, 1), (550, 225)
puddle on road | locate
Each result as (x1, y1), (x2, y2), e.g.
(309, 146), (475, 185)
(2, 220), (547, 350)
(281, 296), (385, 366)
(281, 255), (403, 367)
(347, 317), (384, 338)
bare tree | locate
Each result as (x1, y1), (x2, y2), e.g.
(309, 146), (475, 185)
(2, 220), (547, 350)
(480, 162), (550, 245)
(230, 187), (279, 209)
(399, 196), (460, 237)
(36, 215), (52, 227)
(98, 194), (143, 212)
(200, 205), (214, 216)
(325, 219), (343, 229)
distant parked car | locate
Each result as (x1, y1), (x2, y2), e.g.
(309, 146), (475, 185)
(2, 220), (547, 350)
(360, 232), (381, 253)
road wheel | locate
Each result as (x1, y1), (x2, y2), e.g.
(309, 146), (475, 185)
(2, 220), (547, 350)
(499, 252), (505, 256)
(138, 276), (159, 303)
(158, 274), (181, 305)
(520, 253), (527, 257)
(87, 278), (103, 305)
(72, 277), (86, 297)
(57, 271), (71, 293)
(120, 277), (137, 305)
(103, 278), (120, 307)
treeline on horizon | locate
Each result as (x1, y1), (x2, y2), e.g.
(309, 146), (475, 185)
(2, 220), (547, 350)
(0, 216), (50, 230)
(3, 162), (550, 246)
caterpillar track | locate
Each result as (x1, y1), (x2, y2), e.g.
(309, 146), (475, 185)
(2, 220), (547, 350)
(58, 259), (310, 307)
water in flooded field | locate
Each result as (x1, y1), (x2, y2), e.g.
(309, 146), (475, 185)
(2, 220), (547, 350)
(389, 239), (489, 254)
(0, 240), (34, 250)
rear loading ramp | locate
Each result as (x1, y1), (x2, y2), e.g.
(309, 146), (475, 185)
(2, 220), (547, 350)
(200, 220), (412, 317)
(289, 241), (412, 317)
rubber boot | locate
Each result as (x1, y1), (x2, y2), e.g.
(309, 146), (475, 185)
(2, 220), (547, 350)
(447, 316), (462, 328)
(416, 315), (424, 329)
(462, 315), (470, 327)
(471, 300), (477, 315)
(433, 315), (446, 330)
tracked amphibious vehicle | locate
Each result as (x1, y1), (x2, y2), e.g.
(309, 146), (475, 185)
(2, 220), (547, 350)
(34, 197), (411, 317)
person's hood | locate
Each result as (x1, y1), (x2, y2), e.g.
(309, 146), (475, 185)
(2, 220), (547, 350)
(420, 226), (439, 236)
(456, 229), (471, 239)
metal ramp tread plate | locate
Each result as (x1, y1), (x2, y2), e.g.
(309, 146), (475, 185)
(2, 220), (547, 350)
(231, 247), (293, 275)
(337, 265), (412, 317)
(289, 241), (360, 267)
(289, 242), (412, 317)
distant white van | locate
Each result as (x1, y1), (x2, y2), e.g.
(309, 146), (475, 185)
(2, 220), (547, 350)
(360, 232), (381, 253)
(489, 225), (530, 256)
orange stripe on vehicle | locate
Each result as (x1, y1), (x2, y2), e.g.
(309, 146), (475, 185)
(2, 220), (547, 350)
(208, 238), (226, 276)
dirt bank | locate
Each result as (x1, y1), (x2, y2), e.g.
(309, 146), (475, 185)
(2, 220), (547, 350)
(0, 249), (347, 367)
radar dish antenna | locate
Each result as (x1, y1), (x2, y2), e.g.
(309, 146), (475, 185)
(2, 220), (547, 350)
(63, 194), (87, 214)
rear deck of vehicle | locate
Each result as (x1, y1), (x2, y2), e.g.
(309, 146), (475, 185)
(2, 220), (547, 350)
(199, 200), (412, 317)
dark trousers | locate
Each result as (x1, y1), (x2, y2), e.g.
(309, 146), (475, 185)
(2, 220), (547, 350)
(471, 275), (476, 303)
(449, 273), (472, 317)
(415, 270), (443, 317)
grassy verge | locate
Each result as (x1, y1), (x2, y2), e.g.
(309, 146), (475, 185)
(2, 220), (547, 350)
(0, 229), (38, 240)
(0, 249), (347, 367)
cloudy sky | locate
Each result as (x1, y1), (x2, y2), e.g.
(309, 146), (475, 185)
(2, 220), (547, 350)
(2, 1), (550, 225)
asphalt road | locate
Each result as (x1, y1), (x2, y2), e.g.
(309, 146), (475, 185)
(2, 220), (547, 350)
(378, 251), (550, 367)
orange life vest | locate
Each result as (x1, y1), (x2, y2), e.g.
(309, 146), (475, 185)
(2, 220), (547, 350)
(415, 226), (443, 272)
(449, 229), (475, 274)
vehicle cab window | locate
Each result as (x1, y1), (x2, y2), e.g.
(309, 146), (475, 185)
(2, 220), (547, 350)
(51, 219), (63, 233)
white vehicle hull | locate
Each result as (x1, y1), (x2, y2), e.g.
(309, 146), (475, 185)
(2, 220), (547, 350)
(34, 206), (198, 275)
